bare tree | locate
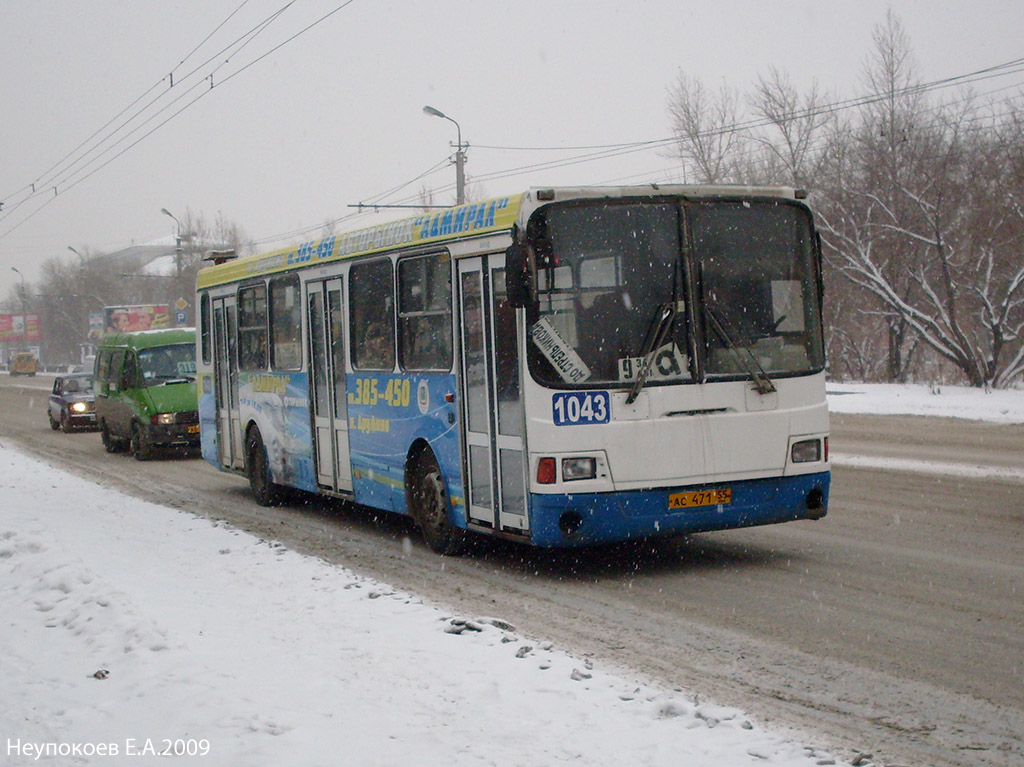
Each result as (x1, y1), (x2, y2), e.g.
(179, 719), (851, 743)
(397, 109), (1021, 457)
(667, 72), (747, 183)
(665, 10), (1024, 386)
(26, 210), (254, 363)
(748, 67), (834, 187)
(820, 95), (1024, 387)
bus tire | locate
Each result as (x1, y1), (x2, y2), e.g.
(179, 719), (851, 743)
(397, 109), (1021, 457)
(247, 429), (286, 507)
(408, 450), (466, 556)
(131, 422), (153, 461)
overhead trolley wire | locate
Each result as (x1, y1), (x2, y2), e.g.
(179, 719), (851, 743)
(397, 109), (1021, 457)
(0, 0), (266, 209)
(0, 0), (359, 240)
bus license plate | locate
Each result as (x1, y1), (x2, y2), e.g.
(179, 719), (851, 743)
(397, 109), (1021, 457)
(187, 425), (200, 434)
(668, 488), (732, 510)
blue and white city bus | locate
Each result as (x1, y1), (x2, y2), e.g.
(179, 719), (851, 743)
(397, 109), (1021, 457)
(195, 186), (829, 553)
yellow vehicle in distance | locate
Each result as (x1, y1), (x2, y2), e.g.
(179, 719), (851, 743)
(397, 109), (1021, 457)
(9, 352), (38, 376)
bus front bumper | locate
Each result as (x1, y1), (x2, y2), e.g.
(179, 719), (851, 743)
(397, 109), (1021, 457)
(526, 472), (830, 548)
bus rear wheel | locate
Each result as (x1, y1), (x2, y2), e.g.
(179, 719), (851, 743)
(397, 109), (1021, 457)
(247, 429), (286, 506)
(408, 450), (466, 556)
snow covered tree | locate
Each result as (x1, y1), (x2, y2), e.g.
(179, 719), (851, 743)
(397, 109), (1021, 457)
(815, 13), (1024, 387)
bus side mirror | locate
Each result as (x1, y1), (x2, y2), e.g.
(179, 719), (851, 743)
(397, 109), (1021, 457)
(506, 243), (532, 308)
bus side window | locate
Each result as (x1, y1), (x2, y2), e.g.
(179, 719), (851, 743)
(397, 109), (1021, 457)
(200, 292), (212, 364)
(270, 274), (302, 370)
(350, 259), (395, 371)
(398, 252), (452, 372)
(238, 283), (268, 371)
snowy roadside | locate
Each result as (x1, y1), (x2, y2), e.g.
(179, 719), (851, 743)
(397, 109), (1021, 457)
(0, 446), (848, 766)
(826, 382), (1024, 423)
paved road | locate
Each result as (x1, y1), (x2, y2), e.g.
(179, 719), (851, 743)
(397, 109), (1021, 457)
(3, 376), (1022, 767)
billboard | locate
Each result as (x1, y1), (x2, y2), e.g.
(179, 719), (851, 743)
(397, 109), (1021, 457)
(0, 313), (42, 342)
(88, 312), (105, 342)
(103, 305), (170, 334)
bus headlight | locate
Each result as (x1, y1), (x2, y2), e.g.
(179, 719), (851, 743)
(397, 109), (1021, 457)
(562, 457), (597, 481)
(791, 438), (822, 463)
(153, 413), (176, 425)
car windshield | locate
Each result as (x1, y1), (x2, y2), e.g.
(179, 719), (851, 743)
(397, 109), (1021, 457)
(526, 197), (824, 389)
(62, 375), (93, 393)
(138, 343), (196, 386)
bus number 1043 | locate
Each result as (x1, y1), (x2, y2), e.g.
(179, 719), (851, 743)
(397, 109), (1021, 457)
(552, 391), (610, 426)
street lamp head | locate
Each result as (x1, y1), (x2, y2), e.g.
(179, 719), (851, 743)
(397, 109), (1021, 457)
(422, 105), (446, 119)
(161, 207), (174, 218)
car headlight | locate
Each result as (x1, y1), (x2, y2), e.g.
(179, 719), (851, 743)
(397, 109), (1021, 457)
(71, 402), (88, 413)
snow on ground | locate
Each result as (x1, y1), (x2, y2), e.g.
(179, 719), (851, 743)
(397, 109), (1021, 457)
(2, 384), (1019, 766)
(826, 382), (1024, 484)
(826, 381), (1024, 424)
(1, 450), (843, 766)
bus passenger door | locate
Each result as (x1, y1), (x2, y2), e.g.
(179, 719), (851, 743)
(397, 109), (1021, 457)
(307, 279), (352, 493)
(458, 256), (528, 535)
(212, 295), (243, 470)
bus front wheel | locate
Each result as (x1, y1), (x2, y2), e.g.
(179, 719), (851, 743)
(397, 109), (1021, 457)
(408, 450), (466, 556)
(247, 429), (286, 507)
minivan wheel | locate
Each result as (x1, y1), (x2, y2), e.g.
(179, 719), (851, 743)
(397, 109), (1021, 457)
(101, 421), (127, 453)
(49, 412), (60, 430)
(131, 422), (154, 461)
(60, 411), (72, 433)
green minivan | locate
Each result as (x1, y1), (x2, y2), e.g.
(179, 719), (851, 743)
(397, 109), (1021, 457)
(94, 328), (199, 460)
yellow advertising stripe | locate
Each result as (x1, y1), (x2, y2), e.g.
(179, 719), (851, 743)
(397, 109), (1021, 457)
(198, 194), (523, 289)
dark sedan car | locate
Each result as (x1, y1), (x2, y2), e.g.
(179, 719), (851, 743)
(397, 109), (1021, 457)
(48, 373), (97, 432)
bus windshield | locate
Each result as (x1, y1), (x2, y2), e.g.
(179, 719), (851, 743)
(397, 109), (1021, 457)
(526, 198), (824, 388)
(138, 343), (197, 386)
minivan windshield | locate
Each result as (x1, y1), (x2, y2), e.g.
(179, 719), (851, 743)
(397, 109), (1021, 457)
(138, 343), (196, 386)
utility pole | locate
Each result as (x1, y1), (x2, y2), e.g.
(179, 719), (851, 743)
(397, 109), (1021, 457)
(10, 266), (28, 351)
(423, 105), (468, 205)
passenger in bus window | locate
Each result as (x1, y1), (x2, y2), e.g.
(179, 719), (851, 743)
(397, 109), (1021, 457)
(362, 323), (390, 363)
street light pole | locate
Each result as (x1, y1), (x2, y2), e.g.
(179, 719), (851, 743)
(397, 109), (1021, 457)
(67, 245), (86, 273)
(161, 207), (184, 276)
(10, 266), (28, 351)
(423, 105), (467, 205)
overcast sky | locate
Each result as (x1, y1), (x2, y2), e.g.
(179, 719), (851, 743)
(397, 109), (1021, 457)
(2, 1), (1023, 301)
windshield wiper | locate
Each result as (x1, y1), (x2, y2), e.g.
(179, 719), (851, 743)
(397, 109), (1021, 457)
(626, 302), (677, 405)
(705, 307), (776, 395)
